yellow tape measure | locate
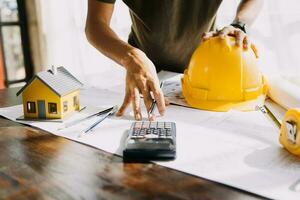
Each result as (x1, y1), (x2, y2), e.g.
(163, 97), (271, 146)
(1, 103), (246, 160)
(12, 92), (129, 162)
(280, 108), (300, 156)
(258, 106), (300, 156)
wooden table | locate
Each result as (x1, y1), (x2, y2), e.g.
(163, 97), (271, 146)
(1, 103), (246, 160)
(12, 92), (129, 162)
(0, 87), (268, 200)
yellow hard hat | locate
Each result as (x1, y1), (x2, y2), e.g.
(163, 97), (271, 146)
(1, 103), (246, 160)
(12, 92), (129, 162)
(181, 36), (267, 112)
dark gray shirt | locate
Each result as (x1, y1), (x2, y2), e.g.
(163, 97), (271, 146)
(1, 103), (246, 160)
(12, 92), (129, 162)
(98, 0), (222, 72)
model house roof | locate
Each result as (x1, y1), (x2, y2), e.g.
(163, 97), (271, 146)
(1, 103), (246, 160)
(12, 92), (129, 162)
(16, 66), (83, 97)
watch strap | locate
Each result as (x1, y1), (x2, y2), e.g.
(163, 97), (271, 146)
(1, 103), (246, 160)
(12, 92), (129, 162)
(231, 21), (247, 33)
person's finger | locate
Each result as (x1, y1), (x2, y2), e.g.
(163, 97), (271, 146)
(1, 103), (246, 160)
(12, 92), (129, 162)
(143, 91), (154, 119)
(243, 36), (250, 49)
(136, 79), (154, 120)
(165, 98), (170, 106)
(202, 31), (214, 41)
(149, 113), (156, 121)
(219, 26), (237, 39)
(142, 89), (154, 118)
(131, 87), (142, 120)
(235, 30), (245, 47)
(251, 44), (259, 58)
(148, 81), (166, 116)
(219, 27), (230, 39)
(116, 89), (131, 116)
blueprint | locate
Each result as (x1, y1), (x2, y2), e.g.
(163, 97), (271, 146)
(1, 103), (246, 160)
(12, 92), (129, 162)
(158, 70), (189, 107)
(1, 85), (300, 200)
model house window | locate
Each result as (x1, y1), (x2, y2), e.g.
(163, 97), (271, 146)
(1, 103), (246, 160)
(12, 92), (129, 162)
(63, 101), (68, 112)
(73, 96), (78, 107)
(48, 102), (57, 114)
(27, 101), (35, 113)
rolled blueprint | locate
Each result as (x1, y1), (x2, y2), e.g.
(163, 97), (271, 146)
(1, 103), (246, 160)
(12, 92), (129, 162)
(268, 77), (300, 109)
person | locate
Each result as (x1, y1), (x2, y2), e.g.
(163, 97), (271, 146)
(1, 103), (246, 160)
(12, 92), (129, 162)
(85, 0), (263, 121)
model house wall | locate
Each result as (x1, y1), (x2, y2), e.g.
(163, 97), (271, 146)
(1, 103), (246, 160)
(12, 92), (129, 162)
(60, 90), (80, 119)
(22, 78), (61, 119)
(22, 77), (80, 119)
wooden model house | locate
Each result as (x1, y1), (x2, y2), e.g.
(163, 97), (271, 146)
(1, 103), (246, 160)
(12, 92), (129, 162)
(16, 66), (83, 119)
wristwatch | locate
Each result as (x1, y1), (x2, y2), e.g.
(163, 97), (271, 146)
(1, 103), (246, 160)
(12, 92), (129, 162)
(231, 21), (247, 33)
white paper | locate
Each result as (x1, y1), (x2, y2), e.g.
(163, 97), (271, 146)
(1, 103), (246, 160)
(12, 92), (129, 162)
(1, 87), (300, 200)
(158, 71), (190, 107)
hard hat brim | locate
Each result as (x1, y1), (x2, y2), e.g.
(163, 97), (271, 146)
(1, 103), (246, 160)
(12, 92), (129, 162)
(182, 76), (266, 112)
(183, 92), (266, 112)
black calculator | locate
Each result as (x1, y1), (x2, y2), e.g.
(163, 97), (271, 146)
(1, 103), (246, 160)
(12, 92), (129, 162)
(123, 121), (176, 160)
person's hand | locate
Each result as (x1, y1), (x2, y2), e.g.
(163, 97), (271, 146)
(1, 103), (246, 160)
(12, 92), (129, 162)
(202, 25), (258, 58)
(202, 25), (249, 49)
(116, 48), (166, 121)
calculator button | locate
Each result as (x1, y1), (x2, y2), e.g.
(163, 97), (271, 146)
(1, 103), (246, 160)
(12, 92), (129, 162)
(139, 129), (146, 135)
(165, 122), (172, 129)
(129, 121), (174, 141)
(134, 122), (142, 128)
(157, 122), (164, 129)
(142, 121), (150, 128)
(150, 122), (157, 129)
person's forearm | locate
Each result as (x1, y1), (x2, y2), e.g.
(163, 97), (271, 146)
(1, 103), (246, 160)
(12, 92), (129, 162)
(234, 0), (263, 26)
(85, 16), (135, 67)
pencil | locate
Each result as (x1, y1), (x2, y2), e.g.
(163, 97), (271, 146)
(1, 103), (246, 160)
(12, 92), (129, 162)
(79, 106), (87, 112)
(149, 81), (164, 116)
(60, 106), (114, 130)
(78, 105), (118, 137)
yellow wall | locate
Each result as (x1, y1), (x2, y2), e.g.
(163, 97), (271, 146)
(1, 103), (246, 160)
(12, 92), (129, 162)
(22, 78), (61, 119)
(61, 90), (80, 118)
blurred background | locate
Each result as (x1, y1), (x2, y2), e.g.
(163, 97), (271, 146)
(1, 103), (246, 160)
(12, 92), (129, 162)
(0, 0), (299, 90)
